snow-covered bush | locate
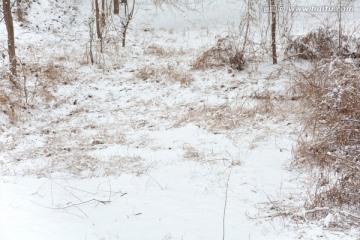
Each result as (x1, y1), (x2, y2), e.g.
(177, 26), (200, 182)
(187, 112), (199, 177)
(294, 59), (360, 225)
(286, 28), (360, 60)
(192, 36), (246, 71)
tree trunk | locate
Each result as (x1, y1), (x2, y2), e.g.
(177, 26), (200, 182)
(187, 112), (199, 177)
(88, 20), (94, 64)
(101, 0), (106, 28)
(270, 0), (277, 64)
(95, 0), (102, 39)
(338, 0), (342, 57)
(241, 0), (251, 53)
(114, 0), (119, 15)
(3, 0), (17, 84)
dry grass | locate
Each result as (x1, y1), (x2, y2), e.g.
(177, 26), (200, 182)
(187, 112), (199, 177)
(192, 36), (245, 71)
(0, 93), (11, 105)
(183, 144), (204, 161)
(41, 62), (71, 85)
(250, 90), (275, 114)
(136, 64), (193, 85)
(0, 68), (24, 124)
(137, 66), (156, 81)
(24, 60), (77, 105)
(144, 44), (185, 57)
(16, 153), (149, 178)
(292, 59), (360, 224)
(0, 57), (77, 126)
(178, 103), (252, 131)
(286, 28), (360, 60)
(174, 97), (278, 132)
(145, 44), (169, 56)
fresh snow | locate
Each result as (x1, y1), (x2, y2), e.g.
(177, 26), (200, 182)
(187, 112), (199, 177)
(0, 0), (359, 239)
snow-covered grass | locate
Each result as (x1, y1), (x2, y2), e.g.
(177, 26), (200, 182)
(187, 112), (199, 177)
(0, 0), (359, 239)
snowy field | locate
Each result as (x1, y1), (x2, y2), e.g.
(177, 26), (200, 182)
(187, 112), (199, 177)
(0, 0), (360, 239)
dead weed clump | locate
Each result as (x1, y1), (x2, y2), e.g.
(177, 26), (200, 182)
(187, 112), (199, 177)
(38, 62), (71, 86)
(286, 28), (360, 60)
(192, 36), (246, 71)
(293, 59), (360, 225)
(145, 44), (169, 56)
(183, 144), (205, 161)
(0, 92), (17, 124)
(137, 66), (156, 81)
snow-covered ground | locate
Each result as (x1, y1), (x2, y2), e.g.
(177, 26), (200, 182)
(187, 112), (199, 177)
(0, 0), (359, 239)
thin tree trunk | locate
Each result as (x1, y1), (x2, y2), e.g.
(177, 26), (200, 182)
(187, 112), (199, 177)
(122, 25), (127, 47)
(241, 0), (251, 53)
(270, 0), (277, 64)
(95, 0), (102, 39)
(338, 0), (342, 57)
(114, 0), (119, 14)
(121, 0), (134, 47)
(88, 21), (94, 65)
(3, 0), (17, 84)
(101, 0), (106, 28)
(123, 0), (128, 15)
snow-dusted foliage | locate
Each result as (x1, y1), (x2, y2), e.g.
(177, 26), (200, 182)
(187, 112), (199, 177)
(294, 59), (360, 226)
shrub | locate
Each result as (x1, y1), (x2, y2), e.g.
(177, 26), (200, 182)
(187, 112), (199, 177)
(293, 59), (360, 223)
(192, 36), (246, 71)
(286, 28), (360, 60)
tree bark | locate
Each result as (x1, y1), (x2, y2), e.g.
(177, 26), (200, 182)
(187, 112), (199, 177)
(270, 0), (277, 64)
(3, 0), (17, 83)
(114, 0), (119, 15)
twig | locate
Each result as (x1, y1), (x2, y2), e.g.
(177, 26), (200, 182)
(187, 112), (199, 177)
(265, 194), (286, 214)
(31, 198), (111, 214)
(222, 167), (233, 240)
(146, 174), (165, 190)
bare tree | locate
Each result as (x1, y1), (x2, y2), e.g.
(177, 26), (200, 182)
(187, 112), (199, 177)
(94, 0), (109, 52)
(120, 0), (135, 47)
(3, 0), (18, 86)
(270, 0), (277, 64)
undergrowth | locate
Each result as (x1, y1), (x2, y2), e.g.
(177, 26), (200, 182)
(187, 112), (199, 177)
(293, 58), (360, 226)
